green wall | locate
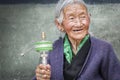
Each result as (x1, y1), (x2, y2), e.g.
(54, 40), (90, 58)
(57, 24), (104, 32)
(0, 3), (120, 80)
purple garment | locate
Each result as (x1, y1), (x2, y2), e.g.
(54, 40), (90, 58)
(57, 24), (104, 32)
(33, 37), (120, 80)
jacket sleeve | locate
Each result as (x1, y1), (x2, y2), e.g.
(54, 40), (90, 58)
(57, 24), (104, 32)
(101, 44), (120, 80)
(32, 76), (36, 80)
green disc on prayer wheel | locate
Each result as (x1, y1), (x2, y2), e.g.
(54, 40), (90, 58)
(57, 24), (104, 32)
(35, 41), (53, 52)
(35, 32), (53, 52)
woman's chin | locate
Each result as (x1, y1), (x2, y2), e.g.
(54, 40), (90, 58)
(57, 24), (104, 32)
(71, 35), (86, 41)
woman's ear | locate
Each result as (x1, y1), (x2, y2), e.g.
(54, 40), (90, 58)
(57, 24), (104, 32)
(55, 19), (60, 29)
(55, 19), (64, 32)
(88, 13), (91, 22)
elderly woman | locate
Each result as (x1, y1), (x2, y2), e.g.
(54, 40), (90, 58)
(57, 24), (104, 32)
(34, 0), (120, 80)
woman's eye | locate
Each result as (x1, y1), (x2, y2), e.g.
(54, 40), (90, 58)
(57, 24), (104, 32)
(80, 16), (86, 18)
(69, 17), (74, 20)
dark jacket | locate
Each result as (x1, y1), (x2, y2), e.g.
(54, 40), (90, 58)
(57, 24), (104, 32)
(33, 37), (120, 80)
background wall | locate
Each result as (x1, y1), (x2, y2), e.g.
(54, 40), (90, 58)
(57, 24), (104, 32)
(0, 1), (120, 80)
(0, 0), (120, 4)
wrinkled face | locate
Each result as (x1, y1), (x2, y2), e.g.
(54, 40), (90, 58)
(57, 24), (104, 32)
(61, 3), (90, 41)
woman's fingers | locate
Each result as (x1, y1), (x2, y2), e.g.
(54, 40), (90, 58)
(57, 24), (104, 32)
(35, 64), (51, 80)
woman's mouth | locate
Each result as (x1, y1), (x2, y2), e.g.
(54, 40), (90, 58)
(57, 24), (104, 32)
(73, 29), (83, 32)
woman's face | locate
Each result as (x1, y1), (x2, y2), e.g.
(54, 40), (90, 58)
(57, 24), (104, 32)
(61, 3), (90, 41)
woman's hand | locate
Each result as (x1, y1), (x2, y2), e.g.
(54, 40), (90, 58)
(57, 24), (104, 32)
(35, 64), (51, 80)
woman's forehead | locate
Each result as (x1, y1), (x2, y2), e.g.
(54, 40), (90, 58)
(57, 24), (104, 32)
(63, 3), (87, 14)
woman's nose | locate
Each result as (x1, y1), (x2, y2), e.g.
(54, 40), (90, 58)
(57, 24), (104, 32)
(75, 18), (83, 27)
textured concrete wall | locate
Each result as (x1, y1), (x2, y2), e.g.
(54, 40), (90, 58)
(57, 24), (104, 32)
(0, 3), (120, 80)
(0, 0), (120, 4)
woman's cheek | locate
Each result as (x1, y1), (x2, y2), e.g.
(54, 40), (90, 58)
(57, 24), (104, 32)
(82, 19), (87, 24)
(82, 19), (90, 29)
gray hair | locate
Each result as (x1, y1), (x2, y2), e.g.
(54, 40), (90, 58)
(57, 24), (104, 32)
(55, 0), (88, 24)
